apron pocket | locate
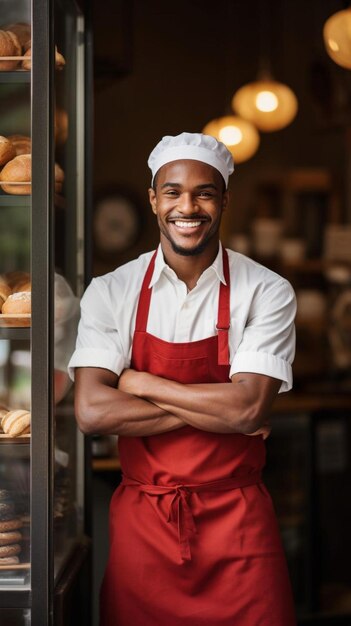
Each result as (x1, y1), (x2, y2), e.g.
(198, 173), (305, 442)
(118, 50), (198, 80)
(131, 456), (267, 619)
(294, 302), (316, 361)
(149, 352), (210, 384)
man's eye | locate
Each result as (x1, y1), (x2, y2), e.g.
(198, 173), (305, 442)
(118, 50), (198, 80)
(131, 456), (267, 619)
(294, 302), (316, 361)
(198, 191), (213, 198)
(165, 190), (178, 196)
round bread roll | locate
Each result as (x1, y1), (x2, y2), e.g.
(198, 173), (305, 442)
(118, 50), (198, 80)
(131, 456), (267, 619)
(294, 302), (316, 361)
(1, 409), (31, 436)
(0, 555), (19, 565)
(0, 30), (21, 70)
(0, 530), (22, 546)
(0, 543), (21, 557)
(0, 518), (22, 532)
(0, 155), (63, 194)
(2, 23), (31, 48)
(0, 281), (11, 312)
(4, 271), (29, 289)
(0, 136), (16, 166)
(2, 292), (31, 315)
(0, 154), (31, 194)
(7, 134), (31, 156)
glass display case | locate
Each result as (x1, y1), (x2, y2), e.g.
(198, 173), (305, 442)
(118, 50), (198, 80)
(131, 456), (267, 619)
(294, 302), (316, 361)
(0, 1), (91, 624)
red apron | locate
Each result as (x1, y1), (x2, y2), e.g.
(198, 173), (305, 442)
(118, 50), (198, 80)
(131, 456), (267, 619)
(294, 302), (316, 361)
(100, 249), (296, 626)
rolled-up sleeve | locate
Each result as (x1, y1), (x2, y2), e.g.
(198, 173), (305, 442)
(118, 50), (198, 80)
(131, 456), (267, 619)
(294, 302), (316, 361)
(67, 278), (126, 381)
(230, 279), (296, 393)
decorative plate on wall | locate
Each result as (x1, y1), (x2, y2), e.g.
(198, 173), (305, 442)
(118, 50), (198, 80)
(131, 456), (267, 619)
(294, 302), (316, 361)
(94, 191), (142, 255)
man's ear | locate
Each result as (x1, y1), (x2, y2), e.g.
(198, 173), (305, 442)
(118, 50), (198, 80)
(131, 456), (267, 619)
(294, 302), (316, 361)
(222, 190), (229, 212)
(148, 187), (157, 214)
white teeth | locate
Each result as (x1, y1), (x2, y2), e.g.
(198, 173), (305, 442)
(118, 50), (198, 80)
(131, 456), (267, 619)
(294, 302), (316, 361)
(174, 220), (202, 228)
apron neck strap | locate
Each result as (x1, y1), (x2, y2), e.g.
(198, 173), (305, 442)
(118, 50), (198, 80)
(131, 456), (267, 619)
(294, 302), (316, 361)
(135, 247), (231, 367)
(134, 250), (158, 333)
(216, 248), (231, 366)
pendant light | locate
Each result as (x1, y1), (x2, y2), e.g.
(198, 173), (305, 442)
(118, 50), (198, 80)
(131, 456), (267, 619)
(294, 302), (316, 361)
(232, 74), (298, 132)
(202, 115), (260, 163)
(323, 7), (351, 70)
(231, 0), (298, 133)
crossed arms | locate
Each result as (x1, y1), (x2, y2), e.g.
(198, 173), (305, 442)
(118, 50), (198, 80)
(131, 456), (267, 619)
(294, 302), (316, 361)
(74, 367), (281, 438)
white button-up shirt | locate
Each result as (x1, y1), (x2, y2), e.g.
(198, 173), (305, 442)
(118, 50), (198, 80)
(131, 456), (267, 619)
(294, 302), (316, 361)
(68, 243), (296, 392)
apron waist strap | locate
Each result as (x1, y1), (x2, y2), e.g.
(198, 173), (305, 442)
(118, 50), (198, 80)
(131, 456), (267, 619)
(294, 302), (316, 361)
(121, 471), (262, 561)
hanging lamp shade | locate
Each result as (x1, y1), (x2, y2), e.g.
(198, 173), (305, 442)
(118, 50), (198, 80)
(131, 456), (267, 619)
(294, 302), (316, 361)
(202, 115), (260, 163)
(323, 8), (351, 70)
(232, 79), (298, 132)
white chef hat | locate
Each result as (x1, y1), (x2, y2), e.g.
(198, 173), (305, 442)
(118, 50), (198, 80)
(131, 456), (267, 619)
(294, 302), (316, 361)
(148, 132), (234, 188)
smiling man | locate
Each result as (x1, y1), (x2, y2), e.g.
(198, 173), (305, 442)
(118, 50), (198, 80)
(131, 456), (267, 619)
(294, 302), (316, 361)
(68, 132), (297, 626)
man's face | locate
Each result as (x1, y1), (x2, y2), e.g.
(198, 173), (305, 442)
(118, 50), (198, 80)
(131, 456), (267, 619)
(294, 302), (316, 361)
(148, 159), (228, 257)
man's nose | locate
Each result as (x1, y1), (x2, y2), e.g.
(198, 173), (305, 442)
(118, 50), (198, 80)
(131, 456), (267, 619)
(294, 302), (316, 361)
(178, 193), (199, 214)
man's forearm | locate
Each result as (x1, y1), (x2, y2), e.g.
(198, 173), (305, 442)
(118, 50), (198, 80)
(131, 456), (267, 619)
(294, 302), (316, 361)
(119, 370), (280, 435)
(75, 369), (185, 436)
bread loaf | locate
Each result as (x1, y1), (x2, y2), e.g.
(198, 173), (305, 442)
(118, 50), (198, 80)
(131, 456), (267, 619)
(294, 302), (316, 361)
(1, 409), (31, 437)
(7, 135), (31, 156)
(2, 23), (31, 48)
(2, 292), (31, 315)
(0, 136), (16, 166)
(0, 154), (31, 194)
(0, 30), (21, 70)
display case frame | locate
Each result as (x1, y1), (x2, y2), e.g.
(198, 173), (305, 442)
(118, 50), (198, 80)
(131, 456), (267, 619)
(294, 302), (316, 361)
(0, 0), (92, 624)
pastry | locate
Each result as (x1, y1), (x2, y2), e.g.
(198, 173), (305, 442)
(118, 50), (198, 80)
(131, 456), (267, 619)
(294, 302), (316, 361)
(0, 543), (21, 557)
(0, 281), (11, 312)
(2, 292), (31, 315)
(0, 136), (16, 166)
(0, 518), (23, 532)
(0, 30), (21, 70)
(1, 410), (31, 436)
(7, 134), (31, 156)
(1, 23), (31, 48)
(0, 530), (22, 545)
(0, 555), (19, 565)
(4, 271), (30, 289)
(0, 154), (31, 194)
(22, 45), (65, 71)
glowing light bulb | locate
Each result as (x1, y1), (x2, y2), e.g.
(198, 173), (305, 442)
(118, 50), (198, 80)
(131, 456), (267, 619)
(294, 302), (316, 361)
(255, 91), (279, 112)
(219, 125), (243, 146)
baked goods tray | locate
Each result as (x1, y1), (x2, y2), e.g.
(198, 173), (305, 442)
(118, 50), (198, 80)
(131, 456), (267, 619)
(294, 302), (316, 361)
(0, 314), (30, 327)
(0, 434), (30, 444)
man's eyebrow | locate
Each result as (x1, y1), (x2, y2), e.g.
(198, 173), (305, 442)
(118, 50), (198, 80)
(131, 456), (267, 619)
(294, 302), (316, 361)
(196, 183), (218, 190)
(160, 182), (182, 189)
(160, 182), (218, 190)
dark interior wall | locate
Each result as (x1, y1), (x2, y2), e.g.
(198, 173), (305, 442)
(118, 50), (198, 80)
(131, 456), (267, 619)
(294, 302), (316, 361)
(93, 0), (351, 274)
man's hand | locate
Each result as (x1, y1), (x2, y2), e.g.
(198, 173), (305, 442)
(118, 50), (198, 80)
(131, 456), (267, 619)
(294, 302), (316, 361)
(117, 368), (278, 437)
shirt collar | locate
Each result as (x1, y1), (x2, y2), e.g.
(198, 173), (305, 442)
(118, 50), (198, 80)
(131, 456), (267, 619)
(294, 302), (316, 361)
(148, 242), (226, 288)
